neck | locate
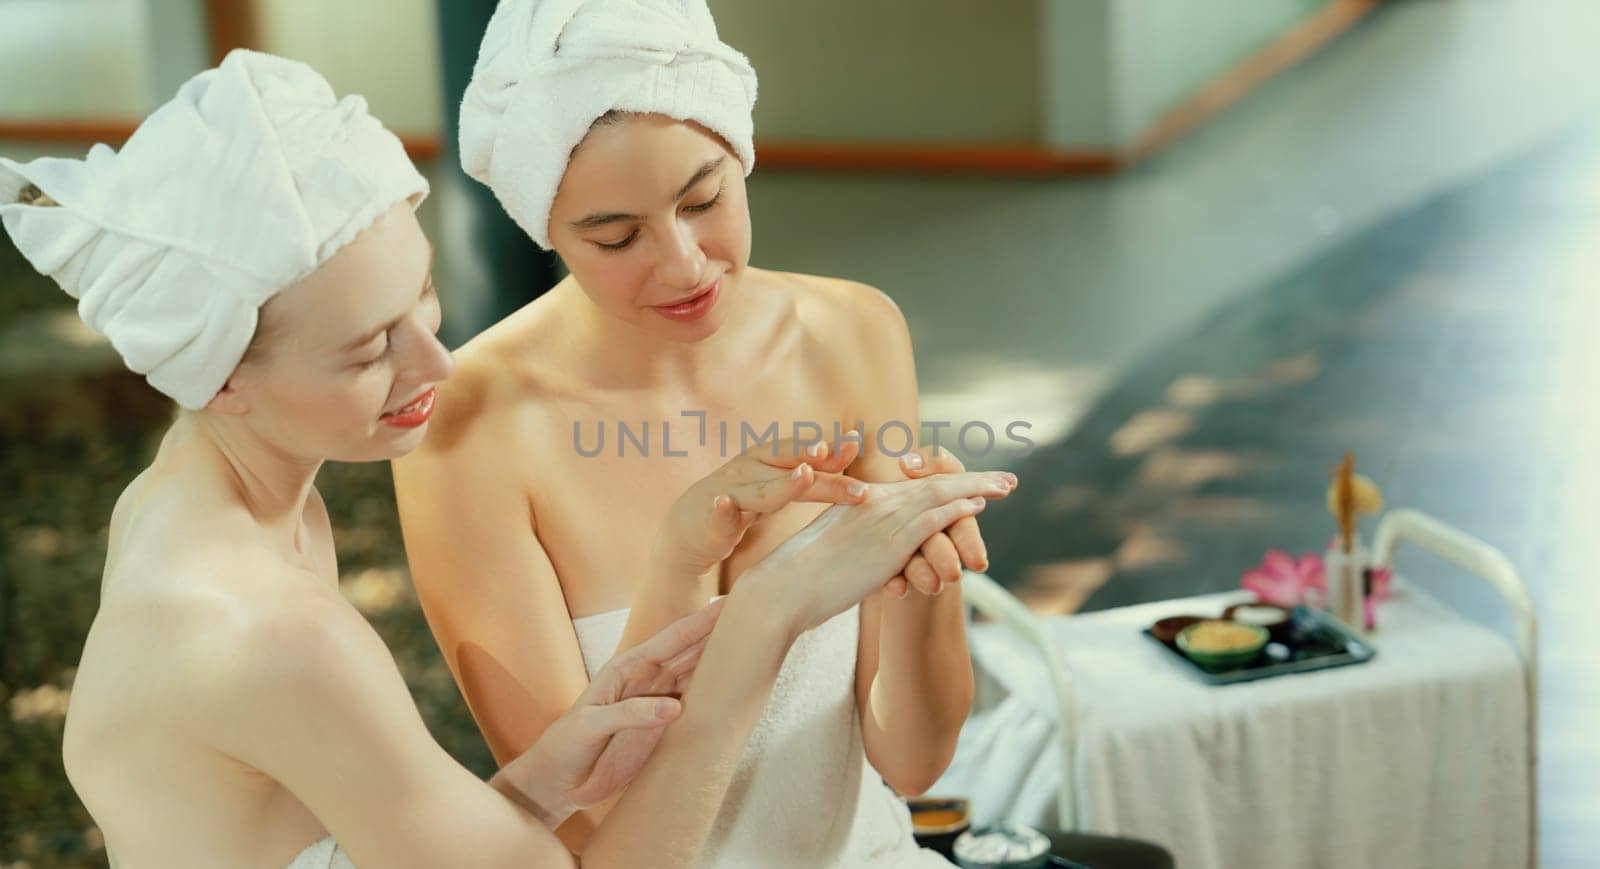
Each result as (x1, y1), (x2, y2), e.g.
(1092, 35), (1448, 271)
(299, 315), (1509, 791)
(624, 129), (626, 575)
(164, 411), (324, 554)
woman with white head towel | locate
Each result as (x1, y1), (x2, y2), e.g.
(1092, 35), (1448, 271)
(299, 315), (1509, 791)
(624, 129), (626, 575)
(1, 48), (1013, 867)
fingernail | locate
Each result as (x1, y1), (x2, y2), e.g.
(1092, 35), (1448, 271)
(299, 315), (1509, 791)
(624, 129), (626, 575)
(656, 699), (678, 719)
(809, 441), (827, 458)
(791, 464), (808, 480)
(1004, 472), (1018, 486)
(969, 497), (986, 507)
(903, 452), (924, 469)
(847, 480), (867, 497)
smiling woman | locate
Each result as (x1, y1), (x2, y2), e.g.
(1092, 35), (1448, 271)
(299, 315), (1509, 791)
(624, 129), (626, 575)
(546, 114), (751, 341)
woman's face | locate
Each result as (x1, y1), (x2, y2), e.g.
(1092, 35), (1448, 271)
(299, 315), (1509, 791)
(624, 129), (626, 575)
(548, 113), (752, 343)
(217, 202), (454, 462)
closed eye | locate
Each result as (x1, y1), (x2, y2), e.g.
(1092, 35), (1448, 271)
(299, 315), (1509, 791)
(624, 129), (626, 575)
(351, 278), (436, 370)
(594, 188), (724, 252)
(355, 345), (388, 370)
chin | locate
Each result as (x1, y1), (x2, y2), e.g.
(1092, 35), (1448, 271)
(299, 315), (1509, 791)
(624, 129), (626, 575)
(332, 423), (430, 463)
(664, 316), (726, 343)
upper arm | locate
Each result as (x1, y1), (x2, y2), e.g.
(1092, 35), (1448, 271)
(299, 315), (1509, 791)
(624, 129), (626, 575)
(391, 389), (590, 767)
(826, 283), (923, 708)
(200, 608), (573, 869)
(838, 281), (921, 474)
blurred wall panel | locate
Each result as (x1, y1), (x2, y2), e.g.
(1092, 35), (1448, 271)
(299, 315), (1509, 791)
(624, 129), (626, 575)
(1111, 0), (1340, 144)
(711, 0), (1042, 144)
(253, 0), (444, 137)
(145, 0), (209, 98)
(1043, 0), (1345, 150)
(0, 0), (159, 119)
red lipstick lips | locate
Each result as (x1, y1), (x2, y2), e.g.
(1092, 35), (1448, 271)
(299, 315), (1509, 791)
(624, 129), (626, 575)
(652, 279), (720, 323)
(380, 388), (436, 429)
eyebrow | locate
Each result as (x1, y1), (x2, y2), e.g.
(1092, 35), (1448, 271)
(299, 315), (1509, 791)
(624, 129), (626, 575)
(341, 244), (436, 353)
(566, 156), (725, 232)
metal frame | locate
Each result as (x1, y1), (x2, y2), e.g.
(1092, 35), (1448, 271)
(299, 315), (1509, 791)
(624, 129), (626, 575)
(960, 570), (1080, 830)
(1370, 507), (1538, 869)
(961, 507), (1538, 857)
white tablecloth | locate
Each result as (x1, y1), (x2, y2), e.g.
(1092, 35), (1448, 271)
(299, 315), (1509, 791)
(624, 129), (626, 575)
(935, 583), (1531, 869)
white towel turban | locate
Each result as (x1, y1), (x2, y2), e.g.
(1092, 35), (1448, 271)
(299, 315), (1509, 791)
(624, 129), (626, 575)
(0, 49), (429, 410)
(460, 0), (758, 250)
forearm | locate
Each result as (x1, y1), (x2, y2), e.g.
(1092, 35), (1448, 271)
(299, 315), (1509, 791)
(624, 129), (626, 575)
(545, 557), (719, 848)
(554, 557), (718, 846)
(490, 727), (613, 852)
(617, 550), (715, 656)
(863, 590), (974, 795)
(583, 581), (796, 867)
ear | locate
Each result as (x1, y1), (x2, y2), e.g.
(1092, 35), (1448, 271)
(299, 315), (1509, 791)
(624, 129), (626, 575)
(205, 375), (251, 416)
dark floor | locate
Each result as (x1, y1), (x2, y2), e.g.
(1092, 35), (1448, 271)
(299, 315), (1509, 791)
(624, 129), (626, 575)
(982, 121), (1600, 866)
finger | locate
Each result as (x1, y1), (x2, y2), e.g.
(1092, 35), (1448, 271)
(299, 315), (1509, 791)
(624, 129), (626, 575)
(739, 436), (831, 471)
(740, 433), (862, 479)
(921, 533), (963, 587)
(945, 514), (987, 572)
(820, 431), (863, 473)
(670, 640), (714, 693)
(911, 472), (1016, 510)
(901, 497), (988, 550)
(885, 575), (910, 599)
(577, 697), (682, 743)
(791, 471), (870, 506)
(662, 636), (708, 680)
(725, 462), (815, 515)
(673, 664), (697, 695)
(628, 598), (726, 670)
(899, 444), (967, 478)
(904, 554), (941, 596)
(709, 492), (744, 537)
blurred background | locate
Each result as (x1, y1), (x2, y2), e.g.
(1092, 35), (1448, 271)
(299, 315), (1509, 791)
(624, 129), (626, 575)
(2, 0), (1597, 865)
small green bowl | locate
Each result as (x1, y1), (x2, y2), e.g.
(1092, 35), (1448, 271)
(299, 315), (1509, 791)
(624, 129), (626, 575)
(1177, 621), (1269, 671)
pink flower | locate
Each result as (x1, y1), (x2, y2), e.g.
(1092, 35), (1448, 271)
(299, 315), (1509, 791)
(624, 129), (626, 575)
(1241, 550), (1326, 608)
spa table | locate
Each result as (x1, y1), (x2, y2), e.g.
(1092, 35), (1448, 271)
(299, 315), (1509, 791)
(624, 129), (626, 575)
(935, 509), (1535, 869)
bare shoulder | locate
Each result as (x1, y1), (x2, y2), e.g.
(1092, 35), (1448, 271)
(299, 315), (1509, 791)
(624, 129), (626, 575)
(165, 568), (391, 755)
(67, 550), (358, 758)
(771, 269), (908, 335)
(765, 269), (912, 368)
(118, 558), (354, 683)
(760, 268), (914, 392)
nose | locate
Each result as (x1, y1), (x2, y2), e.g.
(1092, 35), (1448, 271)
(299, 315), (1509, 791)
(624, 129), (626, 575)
(653, 218), (708, 292)
(395, 324), (455, 387)
(417, 332), (455, 384)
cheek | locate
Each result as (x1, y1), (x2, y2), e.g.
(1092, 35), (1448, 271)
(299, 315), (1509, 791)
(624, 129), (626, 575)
(584, 256), (652, 308)
(278, 371), (390, 428)
(340, 374), (395, 420)
(708, 198), (752, 259)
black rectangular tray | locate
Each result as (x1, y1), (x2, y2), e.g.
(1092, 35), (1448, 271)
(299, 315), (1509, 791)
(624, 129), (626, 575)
(1142, 606), (1376, 686)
